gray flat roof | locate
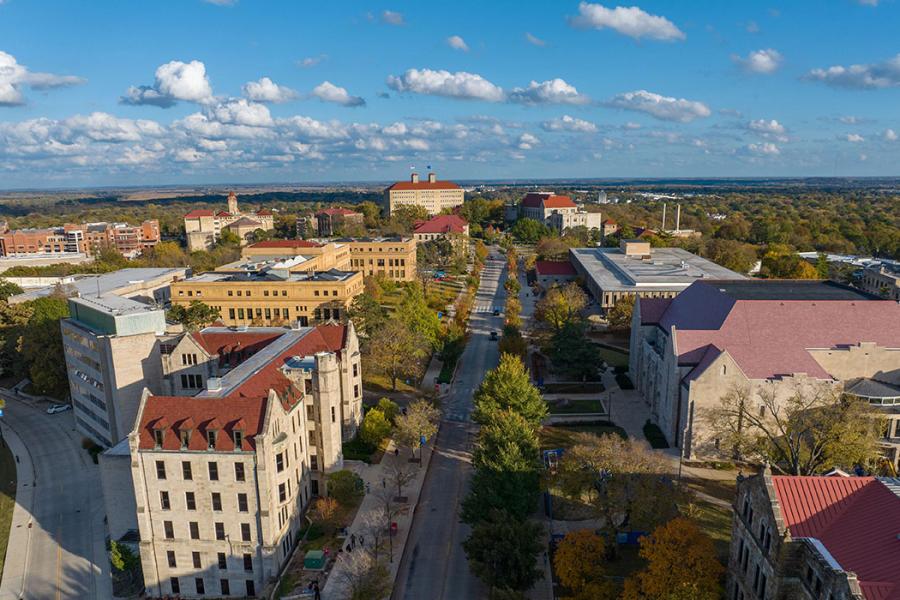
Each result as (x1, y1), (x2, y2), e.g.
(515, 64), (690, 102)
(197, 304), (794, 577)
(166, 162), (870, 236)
(188, 268), (356, 283)
(11, 267), (186, 303)
(570, 246), (744, 293)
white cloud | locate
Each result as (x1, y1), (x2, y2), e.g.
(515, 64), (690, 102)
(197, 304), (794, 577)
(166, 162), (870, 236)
(568, 2), (685, 41)
(311, 81), (365, 107)
(387, 68), (504, 102)
(845, 133), (865, 142)
(0, 50), (85, 106)
(806, 54), (900, 89)
(210, 99), (273, 127)
(518, 133), (539, 150)
(747, 142), (780, 155)
(122, 60), (213, 107)
(607, 90), (711, 123)
(509, 78), (589, 105)
(623, 121), (641, 130)
(732, 49), (783, 74)
(541, 114), (598, 133)
(447, 35), (469, 52)
(525, 32), (546, 47)
(242, 77), (298, 103)
(839, 115), (862, 124)
(298, 55), (327, 68)
(884, 128), (898, 141)
(748, 119), (785, 134)
(381, 10), (405, 25)
(64, 112), (165, 142)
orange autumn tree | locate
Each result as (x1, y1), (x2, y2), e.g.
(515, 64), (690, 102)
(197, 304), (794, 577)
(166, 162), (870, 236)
(622, 517), (723, 600)
(553, 529), (617, 600)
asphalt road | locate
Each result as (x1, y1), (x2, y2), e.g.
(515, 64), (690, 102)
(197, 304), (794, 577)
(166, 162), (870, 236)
(1, 395), (112, 600)
(393, 253), (507, 600)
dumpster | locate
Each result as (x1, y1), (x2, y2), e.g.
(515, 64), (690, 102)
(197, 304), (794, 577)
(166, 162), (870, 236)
(304, 550), (326, 570)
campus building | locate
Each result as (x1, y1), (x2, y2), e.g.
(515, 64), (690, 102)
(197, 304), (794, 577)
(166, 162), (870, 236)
(728, 469), (900, 600)
(570, 240), (744, 310)
(0, 220), (160, 259)
(315, 208), (364, 237)
(858, 261), (900, 301)
(629, 279), (900, 462)
(517, 192), (601, 234)
(413, 214), (469, 244)
(126, 324), (361, 598)
(383, 172), (464, 216)
(184, 192), (274, 252)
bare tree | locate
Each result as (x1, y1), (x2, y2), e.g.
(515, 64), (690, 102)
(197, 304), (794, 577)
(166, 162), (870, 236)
(394, 400), (440, 462)
(389, 463), (416, 502)
(337, 549), (392, 600)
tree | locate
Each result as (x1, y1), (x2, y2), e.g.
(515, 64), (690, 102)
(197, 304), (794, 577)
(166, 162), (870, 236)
(167, 300), (220, 331)
(553, 530), (616, 600)
(463, 509), (544, 594)
(396, 285), (442, 349)
(365, 318), (428, 390)
(535, 283), (587, 332)
(606, 294), (635, 330)
(389, 463), (416, 500)
(704, 383), (882, 475)
(359, 408), (392, 447)
(347, 293), (387, 337)
(376, 397), (400, 424)
(356, 201), (382, 228)
(312, 496), (340, 528)
(535, 237), (571, 261)
(549, 322), (602, 380)
(327, 470), (364, 507)
(621, 518), (723, 600)
(339, 551), (392, 600)
(217, 228), (242, 246)
(19, 297), (70, 398)
(474, 240), (489, 263)
(110, 539), (140, 572)
(498, 326), (527, 362)
(815, 252), (830, 278)
(510, 218), (550, 243)
(705, 239), (758, 274)
(473, 353), (547, 430)
(0, 279), (23, 302)
(394, 399), (440, 459)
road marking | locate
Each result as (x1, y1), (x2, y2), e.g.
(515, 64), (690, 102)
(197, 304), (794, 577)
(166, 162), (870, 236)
(56, 514), (62, 600)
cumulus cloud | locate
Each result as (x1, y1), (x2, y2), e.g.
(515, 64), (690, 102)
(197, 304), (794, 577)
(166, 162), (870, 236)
(381, 10), (405, 25)
(0, 50), (85, 106)
(242, 77), (298, 103)
(806, 54), (900, 89)
(845, 133), (865, 142)
(746, 142), (780, 155)
(509, 78), (589, 105)
(541, 114), (598, 133)
(748, 119), (785, 135)
(607, 90), (711, 123)
(885, 128), (898, 141)
(387, 68), (504, 102)
(525, 32), (546, 47)
(311, 81), (365, 107)
(210, 99), (273, 127)
(298, 54), (327, 68)
(447, 35), (469, 52)
(568, 2), (685, 41)
(121, 60), (213, 107)
(732, 49), (783, 74)
(518, 132), (539, 150)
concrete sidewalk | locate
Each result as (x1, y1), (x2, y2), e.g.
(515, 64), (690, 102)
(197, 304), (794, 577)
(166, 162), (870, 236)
(0, 419), (35, 600)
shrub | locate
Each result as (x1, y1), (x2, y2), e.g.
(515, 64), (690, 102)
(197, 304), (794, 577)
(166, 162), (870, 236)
(359, 408), (391, 446)
(327, 470), (364, 506)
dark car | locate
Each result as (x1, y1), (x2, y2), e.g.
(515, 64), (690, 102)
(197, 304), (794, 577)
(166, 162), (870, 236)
(489, 331), (498, 341)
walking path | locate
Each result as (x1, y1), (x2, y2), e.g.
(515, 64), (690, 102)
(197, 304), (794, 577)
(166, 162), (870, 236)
(0, 419), (35, 600)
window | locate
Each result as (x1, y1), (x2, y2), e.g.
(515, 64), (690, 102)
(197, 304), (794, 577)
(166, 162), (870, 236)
(212, 492), (222, 511)
(310, 455), (318, 470)
(237, 493), (248, 512)
(182, 461), (193, 480)
(215, 522), (225, 541)
(218, 552), (227, 569)
(167, 550), (176, 568)
(331, 406), (336, 423)
(229, 308), (235, 319)
(189, 521), (200, 540)
(354, 384), (359, 398)
(233, 431), (244, 449)
(307, 405), (315, 420)
(185, 491), (196, 511)
(276, 452), (285, 473)
(220, 579), (230, 595)
(207, 430), (217, 449)
(311, 479), (319, 495)
(153, 429), (164, 447)
(208, 461), (219, 480)
(235, 462), (245, 481)
(192, 551), (201, 569)
(352, 363), (358, 377)
(164, 520), (174, 539)
(180, 373), (203, 389)
(241, 523), (251, 542)
(308, 431), (316, 447)
(156, 460), (166, 480)
(246, 580), (256, 596)
(243, 554), (253, 572)
(195, 577), (205, 595)
(160, 491), (170, 510)
(182, 353), (198, 366)
(170, 578), (180, 594)
(279, 483), (287, 503)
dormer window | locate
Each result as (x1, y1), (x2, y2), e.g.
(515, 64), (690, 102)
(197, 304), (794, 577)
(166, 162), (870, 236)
(233, 430), (243, 449)
(180, 429), (191, 448)
(207, 430), (217, 449)
(153, 429), (164, 448)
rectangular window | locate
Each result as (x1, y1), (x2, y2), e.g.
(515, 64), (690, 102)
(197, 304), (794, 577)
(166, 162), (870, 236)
(308, 431), (316, 447)
(207, 430), (217, 449)
(185, 491), (196, 511)
(241, 523), (251, 542)
(233, 431), (243, 448)
(192, 551), (201, 569)
(354, 384), (359, 398)
(218, 552), (227, 569)
(352, 363), (358, 377)
(189, 521), (200, 540)
(228, 308), (235, 319)
(167, 550), (176, 568)
(235, 462), (245, 481)
(279, 483), (287, 503)
(156, 460), (166, 480)
(164, 520), (174, 539)
(195, 577), (205, 595)
(243, 554), (253, 572)
(208, 461), (218, 480)
(160, 491), (170, 510)
(212, 492), (222, 511)
(238, 493), (248, 512)
(215, 522), (225, 541)
(182, 461), (192, 480)
(331, 406), (336, 423)
(170, 578), (180, 594)
(220, 579), (230, 595)
(310, 455), (318, 470)
(276, 452), (284, 473)
(246, 580), (255, 596)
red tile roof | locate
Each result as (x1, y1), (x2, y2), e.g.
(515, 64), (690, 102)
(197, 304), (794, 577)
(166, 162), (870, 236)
(387, 180), (461, 191)
(535, 260), (576, 276)
(189, 330), (284, 358)
(255, 208), (273, 216)
(414, 214), (469, 234)
(772, 476), (900, 599)
(653, 281), (900, 380)
(317, 208), (359, 217)
(138, 325), (348, 451)
(521, 192), (575, 209)
(185, 209), (214, 218)
(602, 218), (617, 225)
(248, 239), (323, 249)
(215, 211), (232, 217)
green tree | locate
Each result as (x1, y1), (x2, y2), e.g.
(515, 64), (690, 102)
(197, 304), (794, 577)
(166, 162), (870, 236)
(606, 295), (635, 330)
(356, 201), (382, 228)
(0, 279), (23, 302)
(473, 354), (547, 430)
(365, 318), (428, 390)
(19, 297), (70, 398)
(549, 322), (602, 380)
(463, 509), (544, 594)
(497, 326), (527, 362)
(394, 399), (440, 459)
(705, 238), (758, 274)
(376, 397), (400, 424)
(167, 300), (220, 331)
(217, 228), (242, 247)
(346, 293), (387, 337)
(327, 469), (364, 507)
(535, 283), (587, 332)
(359, 408), (392, 447)
(815, 252), (830, 278)
(396, 285), (442, 349)
(510, 218), (551, 243)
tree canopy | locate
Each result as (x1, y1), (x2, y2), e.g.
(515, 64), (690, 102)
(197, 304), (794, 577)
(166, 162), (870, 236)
(473, 353), (547, 429)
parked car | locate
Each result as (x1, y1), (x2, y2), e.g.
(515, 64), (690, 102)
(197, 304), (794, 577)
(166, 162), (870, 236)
(46, 403), (71, 415)
(493, 308), (501, 316)
(489, 331), (498, 341)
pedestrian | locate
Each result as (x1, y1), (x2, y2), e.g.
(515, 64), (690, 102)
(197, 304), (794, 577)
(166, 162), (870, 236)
(314, 581), (321, 600)
(382, 477), (386, 488)
(365, 481), (370, 494)
(394, 448), (399, 458)
(351, 533), (356, 548)
(358, 534), (365, 547)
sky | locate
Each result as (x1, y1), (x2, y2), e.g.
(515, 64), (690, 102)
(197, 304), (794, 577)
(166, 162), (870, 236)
(1, 0), (899, 188)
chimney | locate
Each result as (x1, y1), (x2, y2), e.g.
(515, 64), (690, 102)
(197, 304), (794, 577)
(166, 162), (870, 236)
(661, 202), (667, 231)
(676, 205), (681, 232)
(411, 173), (420, 184)
(428, 172), (436, 183)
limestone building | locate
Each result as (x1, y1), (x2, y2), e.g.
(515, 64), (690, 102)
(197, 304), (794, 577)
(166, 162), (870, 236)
(629, 280), (900, 461)
(315, 208), (364, 237)
(383, 172), (464, 216)
(858, 261), (900, 301)
(184, 192), (274, 251)
(413, 214), (469, 246)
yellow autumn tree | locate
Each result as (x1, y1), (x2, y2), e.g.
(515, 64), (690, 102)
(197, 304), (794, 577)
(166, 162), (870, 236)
(553, 529), (617, 600)
(622, 517), (723, 600)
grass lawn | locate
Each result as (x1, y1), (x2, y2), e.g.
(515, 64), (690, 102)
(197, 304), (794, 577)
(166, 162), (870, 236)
(0, 441), (16, 584)
(547, 399), (605, 414)
(683, 500), (733, 560)
(595, 346), (629, 368)
(540, 423), (627, 450)
(684, 476), (737, 504)
(362, 372), (419, 394)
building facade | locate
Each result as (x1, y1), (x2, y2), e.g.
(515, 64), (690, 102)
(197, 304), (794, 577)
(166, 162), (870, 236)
(0, 220), (160, 258)
(858, 261), (900, 301)
(728, 470), (900, 600)
(128, 324), (362, 599)
(534, 260), (577, 288)
(315, 208), (364, 237)
(547, 209), (602, 234)
(413, 214), (469, 247)
(184, 192), (274, 252)
(629, 280), (900, 461)
(383, 172), (464, 216)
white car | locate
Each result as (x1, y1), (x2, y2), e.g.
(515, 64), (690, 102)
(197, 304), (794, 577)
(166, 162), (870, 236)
(46, 403), (71, 415)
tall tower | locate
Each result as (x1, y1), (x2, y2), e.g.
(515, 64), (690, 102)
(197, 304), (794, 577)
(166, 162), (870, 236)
(227, 191), (239, 215)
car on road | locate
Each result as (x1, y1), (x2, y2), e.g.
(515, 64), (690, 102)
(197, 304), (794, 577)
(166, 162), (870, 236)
(489, 331), (498, 341)
(493, 307), (501, 316)
(46, 403), (71, 415)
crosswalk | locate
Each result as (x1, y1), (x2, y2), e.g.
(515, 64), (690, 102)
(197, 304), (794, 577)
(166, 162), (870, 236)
(473, 303), (498, 314)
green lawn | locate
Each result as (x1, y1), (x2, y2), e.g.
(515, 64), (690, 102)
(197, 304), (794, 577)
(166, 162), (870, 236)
(540, 423), (627, 450)
(683, 500), (733, 560)
(595, 346), (629, 368)
(362, 372), (420, 394)
(0, 441), (17, 585)
(547, 399), (605, 414)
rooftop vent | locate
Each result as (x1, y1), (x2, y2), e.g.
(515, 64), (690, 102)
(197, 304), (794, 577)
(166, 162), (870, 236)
(207, 377), (222, 391)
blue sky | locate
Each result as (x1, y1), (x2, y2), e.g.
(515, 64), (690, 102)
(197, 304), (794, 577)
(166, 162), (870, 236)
(1, 0), (899, 188)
